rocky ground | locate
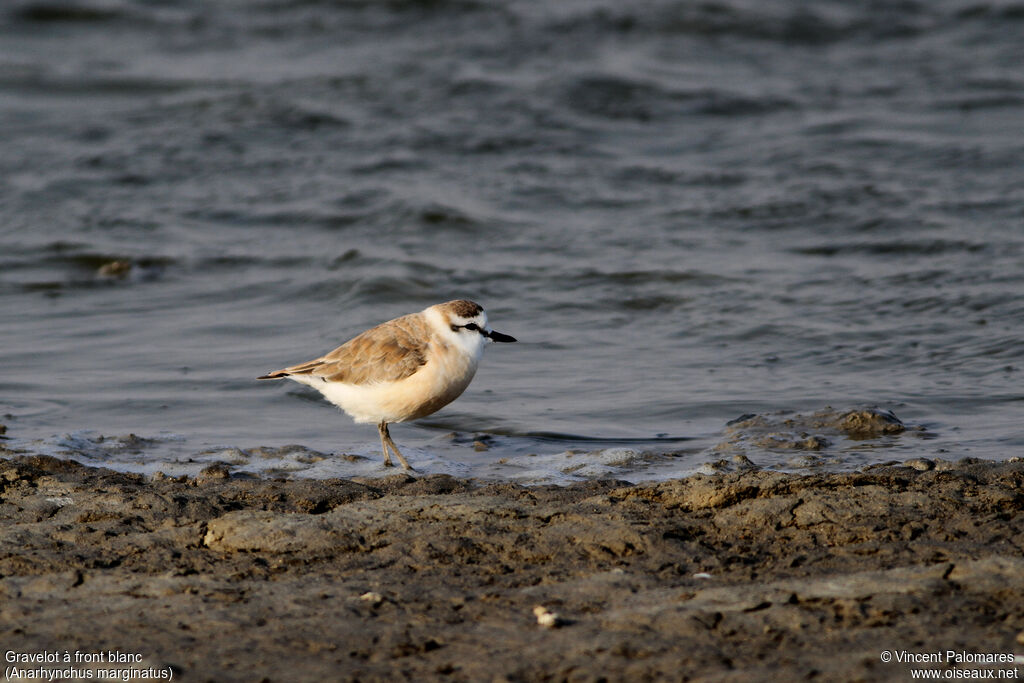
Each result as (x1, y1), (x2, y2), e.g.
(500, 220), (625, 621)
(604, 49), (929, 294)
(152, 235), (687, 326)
(2, 453), (1024, 682)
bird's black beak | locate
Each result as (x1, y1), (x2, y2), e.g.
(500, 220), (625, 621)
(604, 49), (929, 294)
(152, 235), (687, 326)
(485, 329), (517, 343)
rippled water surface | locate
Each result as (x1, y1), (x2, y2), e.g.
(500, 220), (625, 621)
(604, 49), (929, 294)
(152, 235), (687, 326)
(2, 0), (1023, 483)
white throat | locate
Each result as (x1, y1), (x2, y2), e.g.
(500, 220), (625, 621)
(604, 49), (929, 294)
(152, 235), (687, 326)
(425, 306), (487, 362)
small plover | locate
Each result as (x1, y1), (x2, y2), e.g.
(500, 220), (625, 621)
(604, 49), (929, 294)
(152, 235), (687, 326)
(258, 300), (516, 469)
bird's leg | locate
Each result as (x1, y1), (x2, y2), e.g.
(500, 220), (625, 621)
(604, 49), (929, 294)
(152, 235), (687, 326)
(378, 421), (413, 471)
(377, 421), (394, 467)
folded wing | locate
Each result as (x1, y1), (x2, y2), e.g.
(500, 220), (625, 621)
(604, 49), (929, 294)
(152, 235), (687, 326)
(257, 314), (429, 385)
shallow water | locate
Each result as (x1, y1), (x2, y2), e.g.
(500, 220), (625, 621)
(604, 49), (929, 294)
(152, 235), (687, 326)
(2, 0), (1023, 483)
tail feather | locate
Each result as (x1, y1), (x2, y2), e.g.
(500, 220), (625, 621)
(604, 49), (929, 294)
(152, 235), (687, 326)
(258, 359), (325, 380)
(257, 370), (289, 380)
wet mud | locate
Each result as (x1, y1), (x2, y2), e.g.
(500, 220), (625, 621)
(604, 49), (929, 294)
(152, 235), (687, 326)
(2, 453), (1023, 681)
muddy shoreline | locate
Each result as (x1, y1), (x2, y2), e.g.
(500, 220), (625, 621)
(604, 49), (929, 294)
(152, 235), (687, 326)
(2, 454), (1023, 682)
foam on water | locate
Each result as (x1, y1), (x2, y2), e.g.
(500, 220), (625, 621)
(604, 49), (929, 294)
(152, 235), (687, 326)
(5, 405), (974, 486)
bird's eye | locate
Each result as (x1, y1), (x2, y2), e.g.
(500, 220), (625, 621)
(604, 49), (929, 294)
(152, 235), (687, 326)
(464, 323), (479, 332)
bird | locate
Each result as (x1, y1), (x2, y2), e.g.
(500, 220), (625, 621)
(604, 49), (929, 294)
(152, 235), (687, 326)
(258, 299), (516, 470)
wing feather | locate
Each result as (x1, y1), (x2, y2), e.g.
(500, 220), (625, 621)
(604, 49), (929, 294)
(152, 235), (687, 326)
(260, 313), (429, 385)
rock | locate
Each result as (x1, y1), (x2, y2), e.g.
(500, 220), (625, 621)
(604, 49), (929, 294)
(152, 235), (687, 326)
(203, 510), (363, 553)
(839, 408), (906, 438)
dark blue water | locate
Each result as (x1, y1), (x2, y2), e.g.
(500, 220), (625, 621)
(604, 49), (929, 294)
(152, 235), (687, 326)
(2, 0), (1023, 483)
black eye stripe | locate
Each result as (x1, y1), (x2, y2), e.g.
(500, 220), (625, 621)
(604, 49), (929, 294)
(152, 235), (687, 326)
(451, 322), (482, 333)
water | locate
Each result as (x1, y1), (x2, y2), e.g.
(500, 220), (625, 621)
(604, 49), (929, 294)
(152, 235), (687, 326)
(2, 0), (1023, 484)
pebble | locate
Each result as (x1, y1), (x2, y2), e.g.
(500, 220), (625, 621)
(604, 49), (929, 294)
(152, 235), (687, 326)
(359, 591), (384, 606)
(533, 605), (563, 628)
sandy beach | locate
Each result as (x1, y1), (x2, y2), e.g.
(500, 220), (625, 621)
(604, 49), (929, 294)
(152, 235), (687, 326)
(2, 452), (1023, 682)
